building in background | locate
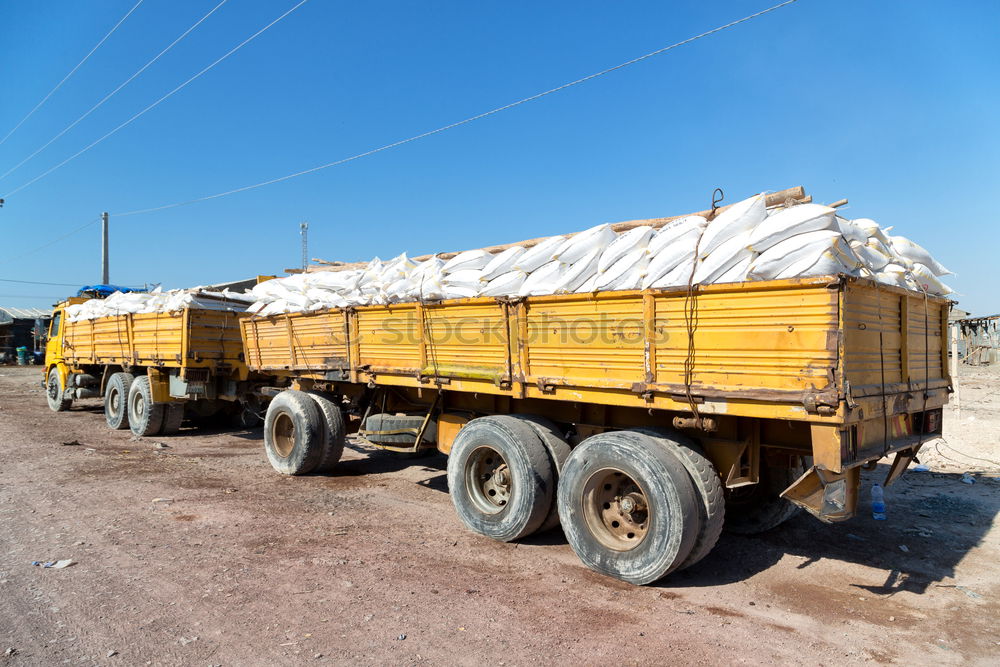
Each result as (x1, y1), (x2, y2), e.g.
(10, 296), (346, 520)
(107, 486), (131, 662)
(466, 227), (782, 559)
(0, 307), (52, 364)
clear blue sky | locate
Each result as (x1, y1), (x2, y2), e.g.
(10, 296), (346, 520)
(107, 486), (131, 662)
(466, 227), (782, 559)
(1, 0), (996, 314)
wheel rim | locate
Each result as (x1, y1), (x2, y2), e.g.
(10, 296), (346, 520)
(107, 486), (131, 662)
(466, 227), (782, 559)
(47, 373), (60, 401)
(465, 446), (512, 514)
(271, 412), (295, 458)
(131, 388), (145, 421)
(108, 387), (121, 417)
(582, 468), (651, 551)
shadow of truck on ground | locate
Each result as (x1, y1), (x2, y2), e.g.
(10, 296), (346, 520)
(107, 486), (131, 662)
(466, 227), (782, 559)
(670, 462), (999, 592)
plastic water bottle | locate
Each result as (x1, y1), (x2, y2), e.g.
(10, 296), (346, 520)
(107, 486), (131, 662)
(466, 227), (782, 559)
(871, 483), (886, 520)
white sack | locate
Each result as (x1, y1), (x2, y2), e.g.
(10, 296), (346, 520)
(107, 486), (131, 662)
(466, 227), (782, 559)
(554, 247), (602, 294)
(642, 233), (700, 289)
(853, 219), (893, 246)
(596, 247), (647, 290)
(481, 270), (527, 297)
(443, 249), (493, 273)
(697, 194), (766, 257)
(598, 226), (653, 273)
(909, 263), (953, 295)
(480, 246), (526, 280)
(554, 224), (617, 264)
(647, 215), (707, 256)
(837, 217), (868, 244)
(518, 261), (566, 296)
(849, 238), (893, 272)
(651, 258), (696, 289)
(889, 235), (952, 276)
(514, 236), (566, 273)
(747, 230), (842, 280)
(693, 230), (753, 283)
(748, 203), (838, 252)
(442, 269), (485, 289)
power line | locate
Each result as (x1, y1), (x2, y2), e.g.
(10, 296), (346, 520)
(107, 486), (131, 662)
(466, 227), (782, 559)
(0, 294), (65, 299)
(0, 0), (230, 183)
(0, 0), (146, 148)
(2, 217), (102, 264)
(2, 0), (311, 199)
(114, 0), (802, 219)
(0, 277), (86, 287)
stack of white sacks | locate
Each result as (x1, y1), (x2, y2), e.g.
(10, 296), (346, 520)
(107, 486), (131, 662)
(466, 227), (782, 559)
(241, 193), (950, 316)
(66, 287), (254, 322)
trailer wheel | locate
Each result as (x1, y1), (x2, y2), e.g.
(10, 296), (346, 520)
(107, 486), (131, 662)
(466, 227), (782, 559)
(509, 414), (571, 533)
(45, 367), (72, 412)
(447, 415), (554, 542)
(724, 457), (808, 535)
(159, 403), (185, 435)
(305, 392), (346, 473)
(104, 372), (134, 429)
(263, 390), (325, 475)
(633, 427), (725, 569)
(557, 431), (699, 585)
(127, 376), (164, 437)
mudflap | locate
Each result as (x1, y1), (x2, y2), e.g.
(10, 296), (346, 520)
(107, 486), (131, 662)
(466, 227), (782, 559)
(780, 465), (861, 523)
(883, 445), (922, 487)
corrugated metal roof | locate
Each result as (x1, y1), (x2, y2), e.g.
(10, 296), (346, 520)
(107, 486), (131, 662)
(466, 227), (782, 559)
(0, 306), (52, 323)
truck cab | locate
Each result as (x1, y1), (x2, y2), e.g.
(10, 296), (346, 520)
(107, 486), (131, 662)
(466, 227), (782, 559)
(42, 298), (86, 411)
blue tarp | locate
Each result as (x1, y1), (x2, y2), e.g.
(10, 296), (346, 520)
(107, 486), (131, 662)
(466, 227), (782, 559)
(76, 284), (146, 298)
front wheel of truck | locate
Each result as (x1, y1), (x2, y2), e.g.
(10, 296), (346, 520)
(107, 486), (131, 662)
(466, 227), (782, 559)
(45, 366), (72, 412)
(447, 415), (554, 542)
(557, 431), (700, 585)
(263, 390), (325, 475)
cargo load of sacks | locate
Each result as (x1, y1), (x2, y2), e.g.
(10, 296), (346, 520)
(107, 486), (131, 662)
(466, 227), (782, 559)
(248, 193), (953, 316)
(66, 287), (255, 322)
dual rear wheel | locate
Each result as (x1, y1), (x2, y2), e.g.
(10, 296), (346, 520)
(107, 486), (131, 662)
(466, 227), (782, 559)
(263, 390), (346, 475)
(449, 421), (726, 585)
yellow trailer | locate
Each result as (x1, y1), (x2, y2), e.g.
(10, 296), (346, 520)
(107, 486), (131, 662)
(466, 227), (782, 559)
(240, 273), (950, 584)
(44, 297), (260, 437)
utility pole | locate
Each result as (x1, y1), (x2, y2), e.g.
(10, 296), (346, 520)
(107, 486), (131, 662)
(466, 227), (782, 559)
(300, 222), (309, 271)
(101, 211), (109, 284)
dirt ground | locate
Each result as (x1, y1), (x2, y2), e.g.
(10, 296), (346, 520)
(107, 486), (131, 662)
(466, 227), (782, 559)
(0, 364), (997, 666)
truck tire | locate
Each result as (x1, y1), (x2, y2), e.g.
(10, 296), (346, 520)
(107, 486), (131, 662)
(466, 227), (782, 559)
(159, 403), (185, 435)
(127, 375), (164, 437)
(45, 367), (72, 412)
(363, 413), (438, 446)
(724, 457), (808, 535)
(509, 414), (571, 533)
(633, 427), (725, 569)
(447, 415), (554, 542)
(557, 430), (699, 585)
(305, 392), (346, 473)
(104, 372), (134, 429)
(263, 390), (325, 475)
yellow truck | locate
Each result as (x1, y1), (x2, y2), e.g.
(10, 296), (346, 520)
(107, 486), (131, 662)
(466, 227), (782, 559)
(44, 296), (259, 437)
(241, 264), (950, 583)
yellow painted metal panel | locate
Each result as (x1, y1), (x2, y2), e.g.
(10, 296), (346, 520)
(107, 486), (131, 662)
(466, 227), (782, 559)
(356, 304), (421, 372)
(239, 276), (950, 424)
(654, 283), (840, 393)
(240, 311), (349, 371)
(521, 292), (645, 387)
(842, 281), (948, 396)
(61, 308), (245, 372)
(422, 300), (508, 380)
